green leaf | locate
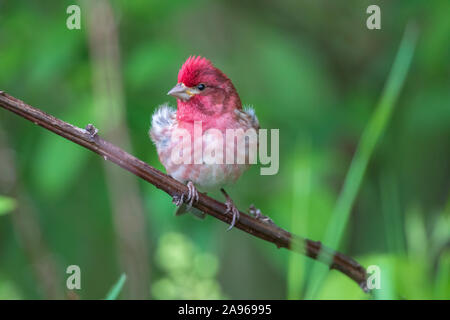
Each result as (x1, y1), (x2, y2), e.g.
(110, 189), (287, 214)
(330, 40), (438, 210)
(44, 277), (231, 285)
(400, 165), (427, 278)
(105, 274), (127, 300)
(0, 196), (16, 216)
(434, 252), (450, 299)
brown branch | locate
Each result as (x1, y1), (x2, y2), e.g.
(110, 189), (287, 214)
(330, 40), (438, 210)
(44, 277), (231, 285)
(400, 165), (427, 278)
(0, 91), (369, 293)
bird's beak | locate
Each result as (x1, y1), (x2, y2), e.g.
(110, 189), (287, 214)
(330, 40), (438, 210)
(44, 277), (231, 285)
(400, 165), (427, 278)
(167, 83), (193, 101)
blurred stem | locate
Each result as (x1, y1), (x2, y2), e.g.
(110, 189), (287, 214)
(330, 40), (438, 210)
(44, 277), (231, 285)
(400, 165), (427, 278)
(0, 129), (64, 299)
(380, 173), (405, 254)
(287, 137), (311, 299)
(305, 24), (418, 299)
(85, 0), (150, 299)
(405, 205), (427, 259)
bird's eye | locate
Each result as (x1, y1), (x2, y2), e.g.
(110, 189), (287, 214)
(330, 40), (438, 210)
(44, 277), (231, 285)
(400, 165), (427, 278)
(197, 83), (206, 91)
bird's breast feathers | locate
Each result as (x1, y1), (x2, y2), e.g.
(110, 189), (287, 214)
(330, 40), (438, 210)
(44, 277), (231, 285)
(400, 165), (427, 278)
(150, 105), (259, 190)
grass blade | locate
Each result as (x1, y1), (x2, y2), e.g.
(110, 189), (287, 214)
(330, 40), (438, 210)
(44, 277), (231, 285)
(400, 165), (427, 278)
(105, 273), (127, 300)
(287, 138), (312, 299)
(305, 24), (418, 299)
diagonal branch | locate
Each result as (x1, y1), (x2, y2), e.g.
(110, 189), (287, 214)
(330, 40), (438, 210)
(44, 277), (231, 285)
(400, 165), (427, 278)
(0, 91), (369, 293)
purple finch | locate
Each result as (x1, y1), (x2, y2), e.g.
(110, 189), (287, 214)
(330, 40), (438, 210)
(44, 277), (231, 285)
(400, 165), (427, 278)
(150, 56), (259, 229)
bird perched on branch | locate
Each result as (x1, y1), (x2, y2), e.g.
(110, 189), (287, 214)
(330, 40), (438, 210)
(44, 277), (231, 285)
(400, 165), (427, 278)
(149, 56), (260, 229)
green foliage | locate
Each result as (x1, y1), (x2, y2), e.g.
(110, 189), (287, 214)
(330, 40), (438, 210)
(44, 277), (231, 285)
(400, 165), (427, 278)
(0, 276), (22, 299)
(152, 232), (226, 299)
(0, 196), (16, 216)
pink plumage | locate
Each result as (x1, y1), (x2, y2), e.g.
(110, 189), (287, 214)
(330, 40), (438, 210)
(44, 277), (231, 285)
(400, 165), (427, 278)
(150, 56), (259, 192)
(177, 56), (215, 87)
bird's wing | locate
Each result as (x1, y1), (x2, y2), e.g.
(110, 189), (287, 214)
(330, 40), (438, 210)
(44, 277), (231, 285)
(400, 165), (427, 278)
(235, 106), (260, 130)
(149, 103), (177, 151)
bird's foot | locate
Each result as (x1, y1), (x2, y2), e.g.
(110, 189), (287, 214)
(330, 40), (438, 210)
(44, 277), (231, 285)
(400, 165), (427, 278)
(249, 204), (274, 225)
(220, 188), (240, 231)
(173, 181), (199, 208)
(85, 124), (99, 141)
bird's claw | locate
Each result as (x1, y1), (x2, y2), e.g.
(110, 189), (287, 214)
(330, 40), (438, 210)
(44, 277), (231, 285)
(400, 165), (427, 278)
(225, 202), (240, 231)
(173, 181), (199, 208)
(221, 188), (240, 231)
(85, 124), (99, 141)
(249, 204), (274, 225)
(186, 181), (199, 207)
(172, 193), (185, 206)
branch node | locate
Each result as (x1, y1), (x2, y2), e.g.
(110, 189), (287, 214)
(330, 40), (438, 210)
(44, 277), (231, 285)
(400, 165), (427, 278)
(85, 123), (99, 141)
(249, 204), (275, 225)
(360, 282), (369, 293)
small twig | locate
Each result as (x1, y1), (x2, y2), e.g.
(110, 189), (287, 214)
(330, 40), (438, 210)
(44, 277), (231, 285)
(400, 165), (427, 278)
(0, 91), (369, 292)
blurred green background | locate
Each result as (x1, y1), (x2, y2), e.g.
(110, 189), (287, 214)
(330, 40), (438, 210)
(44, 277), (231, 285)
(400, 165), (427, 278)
(0, 0), (448, 300)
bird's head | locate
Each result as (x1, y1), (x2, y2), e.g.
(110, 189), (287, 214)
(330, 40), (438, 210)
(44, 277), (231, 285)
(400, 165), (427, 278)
(168, 56), (241, 121)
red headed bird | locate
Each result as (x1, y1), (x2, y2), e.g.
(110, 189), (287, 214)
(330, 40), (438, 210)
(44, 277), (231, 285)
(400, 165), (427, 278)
(150, 56), (260, 229)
